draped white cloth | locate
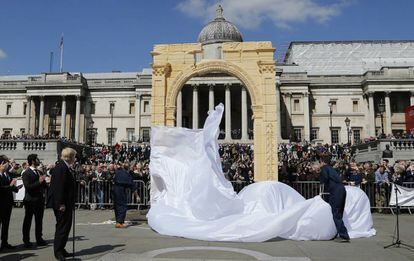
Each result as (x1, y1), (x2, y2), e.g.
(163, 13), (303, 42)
(148, 104), (376, 242)
(390, 183), (414, 207)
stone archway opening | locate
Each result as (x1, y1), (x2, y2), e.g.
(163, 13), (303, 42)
(151, 42), (277, 181)
(176, 71), (253, 142)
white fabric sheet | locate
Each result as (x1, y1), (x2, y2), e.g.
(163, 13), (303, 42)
(390, 184), (414, 207)
(148, 104), (376, 242)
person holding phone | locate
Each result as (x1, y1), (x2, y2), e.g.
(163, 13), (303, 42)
(22, 154), (48, 248)
(0, 155), (20, 251)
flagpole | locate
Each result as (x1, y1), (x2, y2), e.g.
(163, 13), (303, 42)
(60, 34), (64, 73)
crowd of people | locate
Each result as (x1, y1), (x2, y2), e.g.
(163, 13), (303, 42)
(277, 141), (414, 185)
(3, 139), (414, 212)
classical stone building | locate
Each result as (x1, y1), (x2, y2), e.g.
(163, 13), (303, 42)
(1, 7), (414, 147)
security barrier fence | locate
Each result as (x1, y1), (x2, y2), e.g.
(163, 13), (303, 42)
(15, 181), (414, 213)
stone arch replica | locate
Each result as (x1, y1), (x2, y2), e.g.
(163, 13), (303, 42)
(151, 41), (278, 181)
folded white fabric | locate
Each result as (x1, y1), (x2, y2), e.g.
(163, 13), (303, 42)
(148, 104), (376, 242)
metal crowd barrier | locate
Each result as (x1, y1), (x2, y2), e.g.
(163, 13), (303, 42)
(84, 180), (149, 209)
(14, 180), (413, 214)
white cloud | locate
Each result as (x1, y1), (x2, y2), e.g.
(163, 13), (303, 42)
(0, 49), (7, 59)
(177, 0), (351, 29)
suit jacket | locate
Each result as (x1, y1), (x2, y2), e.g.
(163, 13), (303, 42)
(0, 171), (18, 207)
(22, 168), (47, 203)
(320, 165), (346, 207)
(320, 165), (345, 193)
(47, 160), (75, 209)
(114, 169), (136, 189)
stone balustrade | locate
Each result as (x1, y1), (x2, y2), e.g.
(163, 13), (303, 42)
(353, 139), (414, 164)
(0, 139), (88, 164)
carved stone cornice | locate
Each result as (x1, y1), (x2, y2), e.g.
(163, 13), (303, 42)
(152, 63), (171, 77)
(257, 61), (276, 74)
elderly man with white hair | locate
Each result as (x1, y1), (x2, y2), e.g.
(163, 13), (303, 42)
(47, 148), (77, 260)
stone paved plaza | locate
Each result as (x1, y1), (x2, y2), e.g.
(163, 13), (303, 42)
(0, 208), (412, 261)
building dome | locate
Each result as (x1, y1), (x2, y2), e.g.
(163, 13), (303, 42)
(197, 5), (243, 45)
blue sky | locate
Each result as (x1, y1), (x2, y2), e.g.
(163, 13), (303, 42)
(0, 0), (413, 75)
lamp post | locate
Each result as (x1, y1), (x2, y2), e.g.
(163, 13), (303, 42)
(110, 103), (114, 146)
(50, 102), (60, 138)
(87, 120), (95, 146)
(345, 117), (351, 145)
(378, 98), (385, 137)
(328, 101), (333, 144)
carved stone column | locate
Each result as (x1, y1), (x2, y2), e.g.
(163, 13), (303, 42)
(176, 91), (182, 127)
(192, 84), (198, 129)
(38, 96), (45, 136)
(209, 84), (215, 111)
(135, 94), (142, 140)
(385, 92), (392, 134)
(241, 86), (248, 140)
(225, 84), (232, 140)
(367, 92), (376, 136)
(25, 96), (31, 135)
(303, 91), (310, 141)
(75, 95), (81, 142)
(284, 92), (292, 138)
(61, 96), (66, 137)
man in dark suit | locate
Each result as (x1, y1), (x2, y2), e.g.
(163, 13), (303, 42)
(113, 163), (137, 228)
(47, 148), (77, 260)
(22, 154), (48, 248)
(0, 155), (19, 251)
(318, 155), (350, 243)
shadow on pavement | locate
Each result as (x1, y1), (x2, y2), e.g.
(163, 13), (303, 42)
(68, 235), (88, 242)
(75, 244), (125, 257)
(0, 253), (36, 261)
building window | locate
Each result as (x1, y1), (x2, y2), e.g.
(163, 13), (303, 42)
(352, 100), (359, 112)
(2, 128), (12, 137)
(332, 129), (339, 144)
(294, 128), (302, 142)
(293, 99), (300, 112)
(90, 103), (96, 114)
(142, 128), (150, 142)
(109, 102), (115, 114)
(143, 101), (150, 113)
(23, 103), (27, 116)
(216, 46), (222, 59)
(129, 102), (135, 115)
(353, 129), (361, 144)
(87, 128), (97, 145)
(310, 128), (319, 141)
(127, 128), (135, 142)
(6, 104), (11, 115)
(107, 128), (116, 145)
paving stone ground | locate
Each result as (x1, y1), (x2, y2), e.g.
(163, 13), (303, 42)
(0, 208), (413, 261)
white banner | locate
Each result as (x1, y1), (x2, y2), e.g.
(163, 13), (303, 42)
(389, 184), (414, 207)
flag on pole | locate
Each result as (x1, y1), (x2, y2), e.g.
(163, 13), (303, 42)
(59, 34), (64, 73)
